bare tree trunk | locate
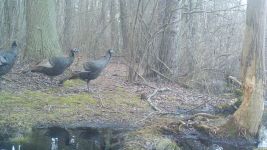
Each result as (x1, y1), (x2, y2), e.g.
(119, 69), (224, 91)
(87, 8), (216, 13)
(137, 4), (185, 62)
(110, 0), (119, 49)
(78, 0), (89, 49)
(93, 0), (108, 53)
(0, 0), (25, 47)
(56, 0), (65, 47)
(178, 0), (195, 78)
(119, 0), (129, 52)
(25, 0), (61, 60)
(227, 0), (266, 136)
(119, 0), (135, 81)
(63, 0), (75, 51)
(158, 0), (179, 75)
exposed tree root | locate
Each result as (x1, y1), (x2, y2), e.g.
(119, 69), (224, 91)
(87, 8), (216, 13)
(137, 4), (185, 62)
(161, 112), (221, 136)
(218, 117), (251, 138)
(193, 124), (219, 135)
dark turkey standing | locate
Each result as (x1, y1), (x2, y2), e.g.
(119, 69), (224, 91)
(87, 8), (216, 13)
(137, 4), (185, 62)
(31, 48), (79, 83)
(60, 49), (114, 91)
(0, 41), (19, 77)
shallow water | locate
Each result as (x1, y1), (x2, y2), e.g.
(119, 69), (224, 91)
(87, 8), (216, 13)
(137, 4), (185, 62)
(258, 103), (267, 148)
(0, 127), (124, 150)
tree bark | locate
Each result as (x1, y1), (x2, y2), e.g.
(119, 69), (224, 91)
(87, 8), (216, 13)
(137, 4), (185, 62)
(119, 0), (129, 51)
(178, 0), (195, 77)
(25, 0), (61, 60)
(0, 0), (26, 47)
(56, 0), (65, 47)
(63, 0), (74, 51)
(119, 0), (135, 81)
(230, 0), (266, 136)
(110, 0), (119, 49)
(158, 0), (179, 75)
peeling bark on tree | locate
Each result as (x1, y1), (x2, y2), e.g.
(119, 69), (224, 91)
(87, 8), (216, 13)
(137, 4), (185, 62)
(228, 0), (267, 136)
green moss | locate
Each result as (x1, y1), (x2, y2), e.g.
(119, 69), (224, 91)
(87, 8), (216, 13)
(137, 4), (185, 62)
(63, 79), (85, 88)
(10, 134), (31, 144)
(234, 89), (243, 97)
(234, 97), (242, 107)
(0, 84), (150, 139)
(104, 87), (146, 108)
(0, 90), (99, 136)
(156, 139), (180, 150)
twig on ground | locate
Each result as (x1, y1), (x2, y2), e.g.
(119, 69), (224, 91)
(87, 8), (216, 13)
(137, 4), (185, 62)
(133, 81), (157, 89)
(157, 111), (180, 116)
(135, 111), (156, 125)
(228, 75), (242, 87)
(1, 77), (13, 82)
(183, 98), (215, 114)
(146, 87), (171, 111)
(182, 112), (218, 122)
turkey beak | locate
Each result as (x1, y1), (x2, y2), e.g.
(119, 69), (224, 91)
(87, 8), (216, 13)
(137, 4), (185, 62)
(74, 48), (80, 53)
(109, 49), (114, 54)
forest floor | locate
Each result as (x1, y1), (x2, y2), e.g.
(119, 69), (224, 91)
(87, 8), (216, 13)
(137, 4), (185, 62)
(0, 59), (241, 148)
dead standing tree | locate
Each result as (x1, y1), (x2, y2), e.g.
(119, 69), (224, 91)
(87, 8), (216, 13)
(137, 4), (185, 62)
(222, 0), (266, 136)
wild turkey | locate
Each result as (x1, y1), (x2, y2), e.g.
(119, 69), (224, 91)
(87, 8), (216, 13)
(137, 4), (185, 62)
(31, 48), (79, 83)
(60, 49), (114, 91)
(0, 41), (19, 77)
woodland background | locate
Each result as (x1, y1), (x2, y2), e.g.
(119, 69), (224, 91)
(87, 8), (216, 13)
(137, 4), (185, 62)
(0, 0), (247, 94)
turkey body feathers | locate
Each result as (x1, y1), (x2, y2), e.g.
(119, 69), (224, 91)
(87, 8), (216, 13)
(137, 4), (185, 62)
(83, 51), (112, 71)
(32, 56), (74, 76)
(31, 48), (79, 77)
(60, 49), (113, 90)
(0, 41), (18, 76)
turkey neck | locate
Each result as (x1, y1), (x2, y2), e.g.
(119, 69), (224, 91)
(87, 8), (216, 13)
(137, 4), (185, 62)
(10, 45), (18, 55)
(105, 51), (112, 62)
(67, 50), (75, 64)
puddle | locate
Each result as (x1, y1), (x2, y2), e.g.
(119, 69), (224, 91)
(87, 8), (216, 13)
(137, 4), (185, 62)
(0, 127), (125, 150)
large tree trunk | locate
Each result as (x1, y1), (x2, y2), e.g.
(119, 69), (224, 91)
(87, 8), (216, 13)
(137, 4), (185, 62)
(110, 0), (119, 50)
(78, 0), (89, 49)
(63, 0), (74, 52)
(158, 0), (179, 75)
(25, 0), (61, 60)
(230, 0), (266, 136)
(119, 0), (135, 81)
(92, 0), (108, 53)
(178, 0), (195, 78)
(119, 0), (129, 51)
(56, 0), (66, 47)
(0, 0), (26, 47)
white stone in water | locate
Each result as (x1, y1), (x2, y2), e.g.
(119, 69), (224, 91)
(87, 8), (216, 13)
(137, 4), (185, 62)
(258, 126), (267, 148)
(210, 144), (223, 150)
(51, 138), (58, 150)
(69, 136), (75, 144)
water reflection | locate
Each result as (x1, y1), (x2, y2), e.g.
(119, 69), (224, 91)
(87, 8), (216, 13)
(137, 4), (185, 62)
(51, 138), (58, 150)
(0, 127), (123, 150)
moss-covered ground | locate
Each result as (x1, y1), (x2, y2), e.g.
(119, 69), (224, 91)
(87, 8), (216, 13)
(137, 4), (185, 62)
(0, 79), (151, 137)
